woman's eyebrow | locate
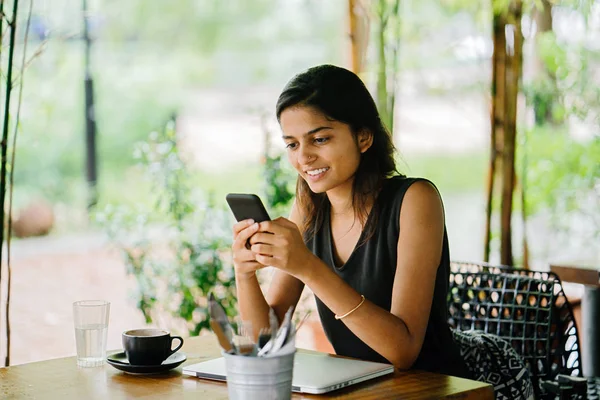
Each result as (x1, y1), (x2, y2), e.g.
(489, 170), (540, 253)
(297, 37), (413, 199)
(282, 126), (333, 140)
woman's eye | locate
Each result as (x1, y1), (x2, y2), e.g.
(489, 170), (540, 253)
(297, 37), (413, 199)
(314, 137), (329, 144)
(285, 142), (298, 150)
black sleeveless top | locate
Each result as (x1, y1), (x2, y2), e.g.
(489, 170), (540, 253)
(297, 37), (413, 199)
(305, 176), (470, 378)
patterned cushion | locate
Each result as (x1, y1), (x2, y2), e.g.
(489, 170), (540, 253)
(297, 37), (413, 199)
(452, 329), (535, 400)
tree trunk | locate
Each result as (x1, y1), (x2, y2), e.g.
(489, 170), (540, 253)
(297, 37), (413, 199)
(1, 0), (21, 367)
(485, 0), (523, 266)
(484, 13), (506, 263)
(0, 0), (5, 369)
(347, 0), (369, 74)
(500, 1), (522, 266)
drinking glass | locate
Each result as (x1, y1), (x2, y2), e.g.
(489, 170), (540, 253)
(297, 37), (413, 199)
(73, 300), (110, 367)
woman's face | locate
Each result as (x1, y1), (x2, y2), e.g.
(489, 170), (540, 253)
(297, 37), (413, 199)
(280, 106), (371, 194)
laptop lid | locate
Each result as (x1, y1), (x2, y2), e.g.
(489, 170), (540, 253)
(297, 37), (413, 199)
(182, 351), (395, 394)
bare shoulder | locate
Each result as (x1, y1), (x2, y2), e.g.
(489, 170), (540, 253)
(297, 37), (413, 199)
(404, 180), (442, 203)
(401, 180), (444, 221)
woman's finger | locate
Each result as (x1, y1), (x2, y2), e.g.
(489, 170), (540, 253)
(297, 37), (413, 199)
(233, 222), (259, 249)
(273, 216), (297, 228)
(251, 243), (276, 257)
(257, 220), (288, 235)
(233, 219), (255, 238)
(255, 253), (277, 267)
(248, 232), (276, 245)
(233, 248), (259, 263)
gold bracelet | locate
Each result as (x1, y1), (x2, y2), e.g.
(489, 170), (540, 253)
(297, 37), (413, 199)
(335, 295), (366, 320)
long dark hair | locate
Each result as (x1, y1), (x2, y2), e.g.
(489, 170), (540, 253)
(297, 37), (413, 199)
(275, 64), (399, 242)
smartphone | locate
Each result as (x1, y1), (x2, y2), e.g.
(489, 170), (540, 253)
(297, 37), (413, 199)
(225, 193), (271, 223)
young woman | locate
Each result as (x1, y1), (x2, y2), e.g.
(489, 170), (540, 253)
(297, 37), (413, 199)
(231, 64), (470, 378)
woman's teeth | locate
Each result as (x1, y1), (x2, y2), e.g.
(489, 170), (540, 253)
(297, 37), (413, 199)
(307, 168), (329, 176)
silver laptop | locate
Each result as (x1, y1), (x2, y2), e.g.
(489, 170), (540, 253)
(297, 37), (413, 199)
(183, 351), (395, 394)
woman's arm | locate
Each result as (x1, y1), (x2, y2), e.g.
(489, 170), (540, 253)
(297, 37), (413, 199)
(255, 181), (444, 369)
(235, 272), (271, 339)
(236, 202), (305, 338)
(233, 219), (271, 339)
(263, 202), (305, 324)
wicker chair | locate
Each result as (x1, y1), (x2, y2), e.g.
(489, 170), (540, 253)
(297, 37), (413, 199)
(447, 261), (594, 400)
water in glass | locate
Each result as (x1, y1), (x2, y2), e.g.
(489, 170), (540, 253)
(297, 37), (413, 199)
(75, 323), (108, 367)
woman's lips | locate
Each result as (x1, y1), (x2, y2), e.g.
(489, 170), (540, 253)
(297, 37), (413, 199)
(305, 167), (329, 182)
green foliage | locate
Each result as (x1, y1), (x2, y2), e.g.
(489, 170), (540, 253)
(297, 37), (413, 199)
(15, 42), (201, 208)
(521, 126), (600, 248)
(97, 120), (237, 335)
(400, 151), (487, 192)
(555, 0), (596, 24)
(520, 28), (600, 252)
(262, 153), (295, 216)
(371, 0), (402, 133)
(15, 43), (85, 203)
(524, 73), (562, 125)
(100, 0), (282, 53)
(524, 31), (600, 127)
(15, 1), (344, 216)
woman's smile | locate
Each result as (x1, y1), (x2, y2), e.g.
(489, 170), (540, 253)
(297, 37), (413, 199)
(305, 167), (330, 181)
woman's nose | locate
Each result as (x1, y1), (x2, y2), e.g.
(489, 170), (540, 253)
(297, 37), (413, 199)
(297, 146), (315, 164)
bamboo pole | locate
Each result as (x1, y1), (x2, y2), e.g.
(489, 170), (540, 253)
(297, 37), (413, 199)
(520, 138), (529, 269)
(0, 0), (19, 367)
(484, 15), (499, 262)
(484, 12), (507, 262)
(500, 0), (522, 266)
(0, 4), (5, 361)
(348, 0), (360, 73)
(0, 0), (4, 367)
(347, 0), (369, 75)
(5, 0), (32, 366)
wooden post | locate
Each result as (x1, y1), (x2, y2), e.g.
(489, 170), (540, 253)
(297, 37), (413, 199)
(484, 13), (506, 263)
(0, 0), (20, 367)
(348, 0), (360, 73)
(347, 0), (369, 74)
(484, 0), (523, 266)
(500, 0), (522, 266)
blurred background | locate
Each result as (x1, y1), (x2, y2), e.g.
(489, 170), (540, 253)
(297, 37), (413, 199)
(0, 0), (598, 366)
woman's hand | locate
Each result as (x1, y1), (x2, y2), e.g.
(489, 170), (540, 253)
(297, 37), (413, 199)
(249, 217), (315, 281)
(232, 219), (264, 279)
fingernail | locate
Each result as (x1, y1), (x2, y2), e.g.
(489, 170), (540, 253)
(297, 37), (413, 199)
(252, 223), (259, 229)
(248, 219), (255, 225)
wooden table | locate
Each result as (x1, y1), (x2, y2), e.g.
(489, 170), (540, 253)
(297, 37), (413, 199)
(0, 335), (493, 399)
